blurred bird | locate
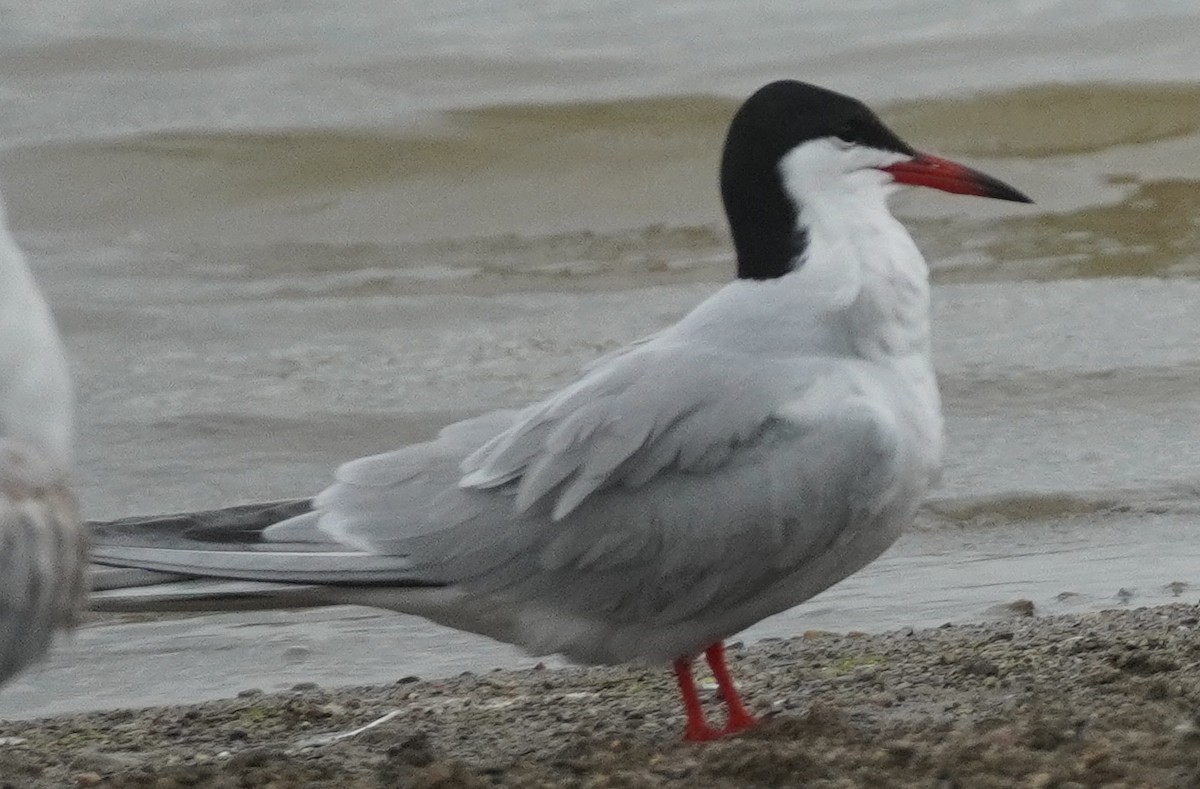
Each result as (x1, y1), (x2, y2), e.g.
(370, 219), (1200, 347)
(89, 81), (1030, 739)
(0, 191), (85, 685)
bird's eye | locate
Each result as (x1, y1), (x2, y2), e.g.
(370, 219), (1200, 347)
(834, 119), (862, 144)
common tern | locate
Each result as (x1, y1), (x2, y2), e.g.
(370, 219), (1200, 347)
(0, 190), (85, 686)
(89, 80), (1031, 740)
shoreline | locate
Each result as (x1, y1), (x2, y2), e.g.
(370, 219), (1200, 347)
(4, 603), (1200, 787)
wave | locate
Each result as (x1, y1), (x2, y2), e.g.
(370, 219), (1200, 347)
(13, 81), (1200, 164)
(921, 483), (1200, 531)
(890, 83), (1200, 158)
(5, 83), (1199, 285)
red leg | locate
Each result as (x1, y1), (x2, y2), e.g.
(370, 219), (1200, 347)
(673, 657), (724, 741)
(704, 642), (757, 734)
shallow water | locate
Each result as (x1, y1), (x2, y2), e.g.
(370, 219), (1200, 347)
(2, 0), (1200, 718)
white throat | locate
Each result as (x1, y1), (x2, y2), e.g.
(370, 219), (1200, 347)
(779, 140), (932, 360)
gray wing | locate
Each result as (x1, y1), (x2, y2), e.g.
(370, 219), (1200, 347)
(0, 465), (84, 684)
(314, 345), (908, 627)
(457, 345), (793, 518)
(317, 344), (789, 548)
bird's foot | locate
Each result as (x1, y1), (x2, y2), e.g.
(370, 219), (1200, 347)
(722, 708), (758, 736)
(683, 720), (728, 742)
(682, 716), (756, 741)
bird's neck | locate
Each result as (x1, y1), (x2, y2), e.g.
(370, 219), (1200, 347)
(676, 194), (933, 367)
(793, 189), (933, 361)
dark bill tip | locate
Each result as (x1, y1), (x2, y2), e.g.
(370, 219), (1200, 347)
(882, 152), (1033, 204)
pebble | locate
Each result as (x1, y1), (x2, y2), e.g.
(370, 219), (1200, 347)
(5, 603), (1200, 788)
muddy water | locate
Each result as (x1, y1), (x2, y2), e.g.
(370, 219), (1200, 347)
(2, 0), (1200, 718)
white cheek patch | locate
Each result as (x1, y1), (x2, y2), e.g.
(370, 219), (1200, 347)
(778, 140), (909, 208)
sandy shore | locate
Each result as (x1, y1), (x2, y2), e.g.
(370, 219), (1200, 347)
(4, 603), (1200, 788)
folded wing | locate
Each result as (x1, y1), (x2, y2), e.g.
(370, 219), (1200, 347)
(311, 344), (909, 635)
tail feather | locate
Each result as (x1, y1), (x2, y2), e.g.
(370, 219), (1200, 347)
(86, 498), (442, 613)
(89, 544), (419, 584)
(88, 499), (315, 549)
(90, 565), (189, 591)
(91, 578), (334, 613)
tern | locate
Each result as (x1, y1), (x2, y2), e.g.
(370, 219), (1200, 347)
(0, 190), (86, 686)
(89, 80), (1031, 740)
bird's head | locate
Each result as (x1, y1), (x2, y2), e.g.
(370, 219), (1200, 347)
(720, 80), (1032, 279)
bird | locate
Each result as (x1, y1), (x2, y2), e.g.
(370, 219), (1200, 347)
(88, 80), (1031, 740)
(0, 188), (86, 686)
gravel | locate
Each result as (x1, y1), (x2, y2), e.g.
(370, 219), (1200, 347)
(5, 603), (1200, 788)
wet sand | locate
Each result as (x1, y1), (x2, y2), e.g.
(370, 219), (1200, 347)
(5, 603), (1200, 788)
